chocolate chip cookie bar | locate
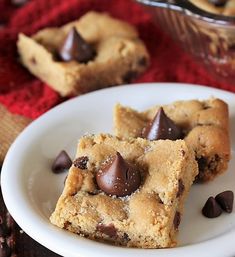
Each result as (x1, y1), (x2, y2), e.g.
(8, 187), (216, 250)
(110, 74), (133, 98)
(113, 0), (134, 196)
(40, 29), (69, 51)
(17, 12), (149, 96)
(189, 0), (235, 16)
(113, 98), (230, 182)
(50, 134), (198, 248)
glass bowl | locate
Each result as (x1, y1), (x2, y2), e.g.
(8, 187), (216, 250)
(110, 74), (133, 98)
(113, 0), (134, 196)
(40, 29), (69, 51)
(136, 0), (235, 85)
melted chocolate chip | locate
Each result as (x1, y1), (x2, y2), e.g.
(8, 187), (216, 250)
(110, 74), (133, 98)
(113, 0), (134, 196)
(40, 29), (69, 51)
(209, 0), (228, 7)
(202, 197), (222, 218)
(58, 27), (95, 63)
(173, 211), (181, 230)
(73, 156), (89, 169)
(51, 150), (72, 173)
(142, 107), (182, 141)
(177, 179), (185, 198)
(96, 224), (117, 238)
(197, 156), (207, 172)
(96, 152), (141, 197)
(215, 191), (234, 213)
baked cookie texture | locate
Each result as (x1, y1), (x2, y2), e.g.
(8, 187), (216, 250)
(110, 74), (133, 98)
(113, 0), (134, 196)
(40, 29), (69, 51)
(50, 134), (198, 248)
(113, 98), (230, 182)
(17, 12), (149, 96)
(189, 0), (235, 16)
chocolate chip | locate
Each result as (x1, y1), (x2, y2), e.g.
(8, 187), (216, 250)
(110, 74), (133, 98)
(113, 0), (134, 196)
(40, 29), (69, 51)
(203, 105), (211, 110)
(96, 152), (141, 197)
(177, 179), (185, 198)
(0, 241), (11, 257)
(209, 0), (227, 7)
(202, 197), (222, 218)
(215, 191), (234, 213)
(11, 0), (28, 6)
(122, 71), (138, 83)
(142, 107), (182, 141)
(197, 156), (207, 172)
(51, 150), (72, 173)
(63, 221), (71, 229)
(58, 27), (95, 63)
(138, 56), (147, 67)
(73, 156), (89, 170)
(123, 232), (130, 242)
(96, 224), (117, 238)
(173, 211), (181, 230)
(30, 57), (37, 65)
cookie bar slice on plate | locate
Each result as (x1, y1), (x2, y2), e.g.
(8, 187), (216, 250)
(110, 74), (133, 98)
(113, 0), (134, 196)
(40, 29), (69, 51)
(50, 134), (198, 248)
(113, 98), (230, 182)
(17, 11), (149, 96)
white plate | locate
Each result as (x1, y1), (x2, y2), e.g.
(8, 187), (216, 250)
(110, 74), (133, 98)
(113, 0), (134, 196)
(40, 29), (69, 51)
(1, 83), (235, 257)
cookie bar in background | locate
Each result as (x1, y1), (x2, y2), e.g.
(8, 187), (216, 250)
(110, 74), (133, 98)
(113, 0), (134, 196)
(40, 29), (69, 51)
(189, 0), (235, 16)
(0, 104), (31, 163)
(113, 98), (230, 182)
(17, 11), (149, 96)
(50, 134), (198, 248)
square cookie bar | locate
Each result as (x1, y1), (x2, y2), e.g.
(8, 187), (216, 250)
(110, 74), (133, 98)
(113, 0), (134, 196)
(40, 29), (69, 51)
(50, 134), (198, 248)
(17, 11), (149, 96)
(114, 98), (230, 182)
(189, 0), (235, 16)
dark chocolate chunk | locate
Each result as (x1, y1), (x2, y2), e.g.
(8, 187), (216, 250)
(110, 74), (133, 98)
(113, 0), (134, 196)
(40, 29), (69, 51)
(96, 224), (117, 238)
(11, 0), (27, 6)
(73, 156), (89, 170)
(96, 152), (141, 197)
(209, 0), (228, 7)
(173, 211), (181, 230)
(202, 197), (222, 218)
(51, 150), (72, 173)
(58, 27), (95, 63)
(142, 107), (182, 141)
(177, 179), (185, 198)
(215, 191), (234, 213)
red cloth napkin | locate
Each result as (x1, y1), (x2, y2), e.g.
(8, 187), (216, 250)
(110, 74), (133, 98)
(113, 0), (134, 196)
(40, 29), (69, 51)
(0, 0), (234, 119)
